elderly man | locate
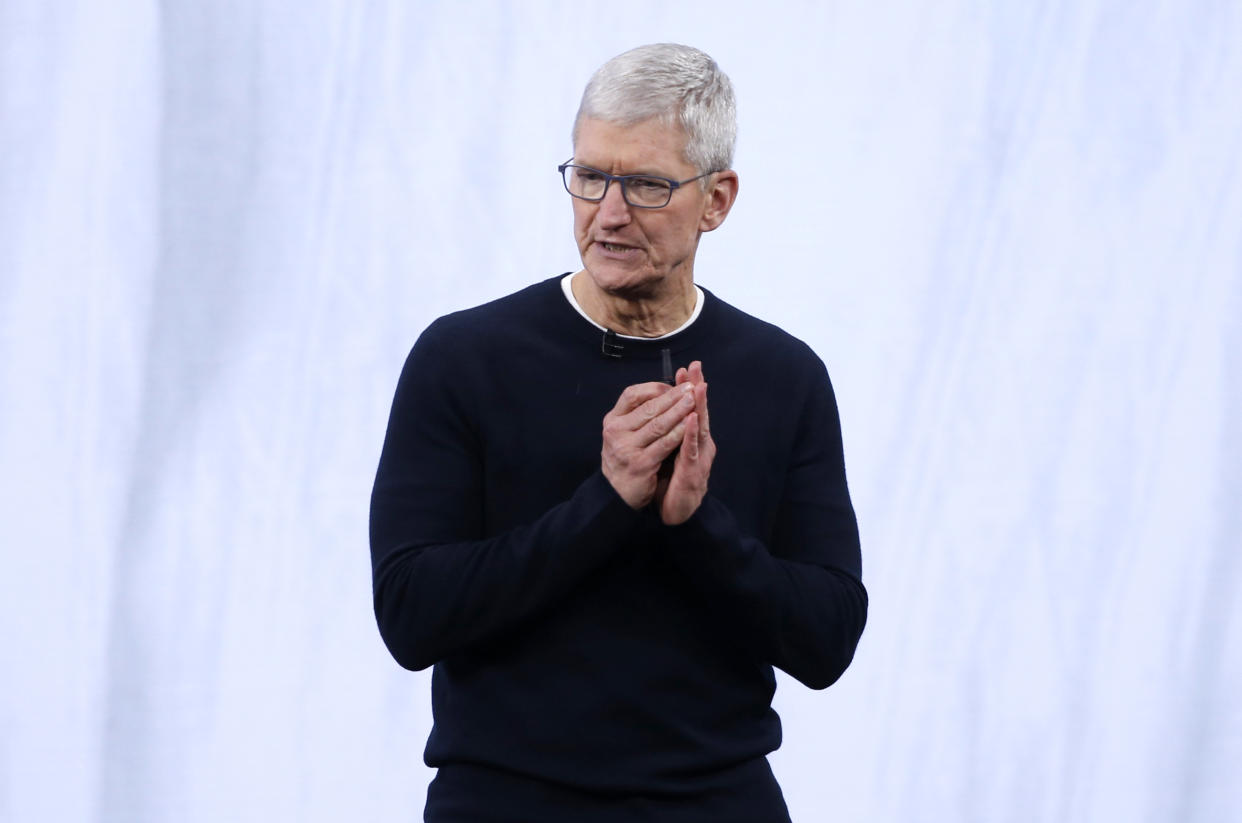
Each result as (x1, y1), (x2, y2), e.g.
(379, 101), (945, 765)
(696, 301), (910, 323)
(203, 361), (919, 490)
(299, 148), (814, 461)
(370, 43), (866, 822)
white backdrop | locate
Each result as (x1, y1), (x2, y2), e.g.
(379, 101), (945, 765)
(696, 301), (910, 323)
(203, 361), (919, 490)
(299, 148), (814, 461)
(2, 1), (1239, 821)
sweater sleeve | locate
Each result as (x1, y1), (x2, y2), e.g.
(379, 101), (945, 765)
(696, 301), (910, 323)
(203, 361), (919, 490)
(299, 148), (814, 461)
(667, 360), (867, 690)
(369, 326), (641, 671)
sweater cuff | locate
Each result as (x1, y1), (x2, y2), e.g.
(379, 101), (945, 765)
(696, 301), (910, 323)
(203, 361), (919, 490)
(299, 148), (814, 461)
(575, 470), (646, 545)
(664, 494), (756, 587)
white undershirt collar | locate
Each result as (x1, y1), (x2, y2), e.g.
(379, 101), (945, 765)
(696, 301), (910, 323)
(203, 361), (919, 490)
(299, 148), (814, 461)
(560, 272), (704, 340)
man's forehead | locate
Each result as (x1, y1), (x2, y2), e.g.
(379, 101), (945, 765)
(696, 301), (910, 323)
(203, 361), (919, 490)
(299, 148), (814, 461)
(572, 116), (692, 172)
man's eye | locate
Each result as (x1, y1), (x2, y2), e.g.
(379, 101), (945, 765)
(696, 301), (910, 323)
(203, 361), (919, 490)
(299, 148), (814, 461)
(576, 170), (605, 183)
(633, 178), (670, 191)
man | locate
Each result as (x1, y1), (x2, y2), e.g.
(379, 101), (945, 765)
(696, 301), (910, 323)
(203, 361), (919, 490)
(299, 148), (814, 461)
(370, 43), (866, 822)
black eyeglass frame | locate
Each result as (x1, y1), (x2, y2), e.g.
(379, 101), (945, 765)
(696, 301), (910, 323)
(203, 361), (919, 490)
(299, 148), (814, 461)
(557, 159), (720, 209)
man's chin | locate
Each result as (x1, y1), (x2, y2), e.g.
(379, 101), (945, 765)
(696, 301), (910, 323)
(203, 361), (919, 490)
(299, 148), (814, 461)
(583, 263), (662, 300)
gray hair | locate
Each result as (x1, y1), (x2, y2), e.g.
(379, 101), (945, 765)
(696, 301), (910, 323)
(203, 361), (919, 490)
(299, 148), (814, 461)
(573, 43), (737, 175)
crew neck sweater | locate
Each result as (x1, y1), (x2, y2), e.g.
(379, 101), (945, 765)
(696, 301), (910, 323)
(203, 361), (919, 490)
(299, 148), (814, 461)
(370, 275), (866, 821)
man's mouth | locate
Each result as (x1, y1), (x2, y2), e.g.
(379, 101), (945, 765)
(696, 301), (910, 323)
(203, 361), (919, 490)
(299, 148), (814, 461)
(600, 242), (636, 253)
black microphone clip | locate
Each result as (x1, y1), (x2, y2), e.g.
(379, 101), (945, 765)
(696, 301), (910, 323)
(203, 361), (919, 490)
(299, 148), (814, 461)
(601, 329), (624, 359)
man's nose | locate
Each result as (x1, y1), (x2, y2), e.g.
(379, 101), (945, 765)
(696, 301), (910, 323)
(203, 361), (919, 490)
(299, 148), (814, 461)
(597, 180), (632, 227)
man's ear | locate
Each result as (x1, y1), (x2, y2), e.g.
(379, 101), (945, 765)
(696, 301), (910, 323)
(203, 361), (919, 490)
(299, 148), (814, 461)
(699, 170), (739, 232)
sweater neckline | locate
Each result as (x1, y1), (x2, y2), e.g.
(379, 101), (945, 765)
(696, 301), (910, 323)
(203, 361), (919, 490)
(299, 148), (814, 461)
(560, 272), (705, 341)
(550, 273), (718, 360)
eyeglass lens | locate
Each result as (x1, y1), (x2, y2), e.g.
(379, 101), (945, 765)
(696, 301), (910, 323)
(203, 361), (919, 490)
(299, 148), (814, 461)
(564, 167), (674, 208)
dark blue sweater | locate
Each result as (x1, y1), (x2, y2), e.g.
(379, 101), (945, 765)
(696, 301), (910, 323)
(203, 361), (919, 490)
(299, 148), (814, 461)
(370, 276), (866, 821)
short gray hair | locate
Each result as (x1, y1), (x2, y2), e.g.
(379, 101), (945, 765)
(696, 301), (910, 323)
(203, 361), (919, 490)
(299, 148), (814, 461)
(573, 43), (737, 175)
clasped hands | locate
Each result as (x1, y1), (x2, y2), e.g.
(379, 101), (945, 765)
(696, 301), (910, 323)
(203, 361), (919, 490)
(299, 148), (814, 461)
(601, 360), (715, 526)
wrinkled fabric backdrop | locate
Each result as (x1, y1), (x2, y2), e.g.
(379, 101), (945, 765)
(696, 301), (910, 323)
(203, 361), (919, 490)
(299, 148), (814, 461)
(2, 1), (1239, 821)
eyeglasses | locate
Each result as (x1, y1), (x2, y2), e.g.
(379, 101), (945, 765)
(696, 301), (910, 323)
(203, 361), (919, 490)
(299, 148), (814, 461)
(558, 160), (719, 209)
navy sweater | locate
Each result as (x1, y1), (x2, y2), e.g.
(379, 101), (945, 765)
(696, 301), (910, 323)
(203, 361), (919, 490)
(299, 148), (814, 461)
(370, 276), (866, 820)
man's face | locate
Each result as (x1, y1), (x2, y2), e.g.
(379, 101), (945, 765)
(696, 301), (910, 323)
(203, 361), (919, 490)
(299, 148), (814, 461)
(571, 117), (724, 299)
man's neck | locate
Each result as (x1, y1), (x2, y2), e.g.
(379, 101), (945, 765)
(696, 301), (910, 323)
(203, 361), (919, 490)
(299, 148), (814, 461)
(570, 270), (697, 338)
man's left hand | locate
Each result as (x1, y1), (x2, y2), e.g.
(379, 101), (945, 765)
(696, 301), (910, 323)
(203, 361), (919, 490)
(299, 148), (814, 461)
(657, 360), (715, 525)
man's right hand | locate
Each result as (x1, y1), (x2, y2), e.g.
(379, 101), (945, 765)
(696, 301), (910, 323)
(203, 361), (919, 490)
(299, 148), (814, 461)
(601, 380), (697, 509)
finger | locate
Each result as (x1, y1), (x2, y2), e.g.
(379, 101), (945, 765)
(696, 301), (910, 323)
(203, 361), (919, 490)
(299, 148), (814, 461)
(648, 418), (688, 462)
(692, 381), (710, 438)
(674, 366), (689, 386)
(625, 380), (693, 432)
(612, 381), (673, 416)
(633, 383), (696, 445)
(688, 360), (704, 385)
(682, 412), (699, 461)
